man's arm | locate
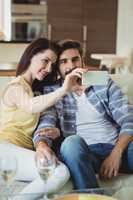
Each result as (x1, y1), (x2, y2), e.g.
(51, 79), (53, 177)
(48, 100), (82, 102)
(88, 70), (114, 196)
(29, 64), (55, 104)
(33, 106), (58, 148)
(108, 80), (133, 150)
(33, 106), (59, 163)
(33, 84), (61, 163)
(112, 134), (133, 154)
(100, 80), (133, 179)
(38, 127), (60, 139)
(108, 79), (133, 137)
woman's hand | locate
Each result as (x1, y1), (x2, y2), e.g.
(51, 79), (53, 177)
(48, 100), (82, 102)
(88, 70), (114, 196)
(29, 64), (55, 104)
(37, 127), (60, 139)
(62, 68), (87, 92)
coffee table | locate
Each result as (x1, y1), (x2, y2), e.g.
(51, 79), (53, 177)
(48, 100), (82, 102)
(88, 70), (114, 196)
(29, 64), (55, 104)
(54, 193), (117, 200)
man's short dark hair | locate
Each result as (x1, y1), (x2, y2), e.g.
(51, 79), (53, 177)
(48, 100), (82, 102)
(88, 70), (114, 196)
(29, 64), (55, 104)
(57, 39), (83, 57)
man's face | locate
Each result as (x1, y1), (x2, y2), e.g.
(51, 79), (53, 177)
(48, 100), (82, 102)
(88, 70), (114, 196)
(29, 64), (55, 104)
(59, 48), (83, 78)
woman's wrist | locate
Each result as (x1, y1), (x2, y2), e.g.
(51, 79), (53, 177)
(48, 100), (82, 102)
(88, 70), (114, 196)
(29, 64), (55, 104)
(58, 86), (68, 96)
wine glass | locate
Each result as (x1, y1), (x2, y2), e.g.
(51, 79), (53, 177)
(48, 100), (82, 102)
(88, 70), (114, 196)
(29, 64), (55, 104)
(36, 154), (56, 183)
(0, 155), (17, 199)
(35, 154), (57, 200)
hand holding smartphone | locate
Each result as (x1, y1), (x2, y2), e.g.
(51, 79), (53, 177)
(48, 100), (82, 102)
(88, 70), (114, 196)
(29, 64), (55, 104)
(82, 71), (109, 86)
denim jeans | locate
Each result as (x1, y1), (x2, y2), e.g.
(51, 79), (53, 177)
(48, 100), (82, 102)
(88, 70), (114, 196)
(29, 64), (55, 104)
(60, 135), (133, 189)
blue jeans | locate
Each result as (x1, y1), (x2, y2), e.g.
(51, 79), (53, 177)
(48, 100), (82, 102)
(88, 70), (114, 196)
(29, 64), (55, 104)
(60, 135), (133, 189)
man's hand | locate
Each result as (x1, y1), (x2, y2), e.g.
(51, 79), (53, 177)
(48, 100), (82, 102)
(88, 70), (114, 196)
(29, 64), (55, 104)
(99, 134), (133, 180)
(38, 127), (60, 139)
(35, 141), (58, 164)
(99, 148), (122, 180)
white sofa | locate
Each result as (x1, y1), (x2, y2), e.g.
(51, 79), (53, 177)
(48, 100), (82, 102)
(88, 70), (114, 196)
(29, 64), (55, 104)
(0, 74), (133, 199)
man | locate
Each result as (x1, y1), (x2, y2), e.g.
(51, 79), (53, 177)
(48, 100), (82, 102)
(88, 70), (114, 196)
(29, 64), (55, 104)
(33, 40), (133, 189)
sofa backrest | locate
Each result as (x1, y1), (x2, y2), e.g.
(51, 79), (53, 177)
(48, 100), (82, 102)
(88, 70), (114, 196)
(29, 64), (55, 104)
(0, 77), (15, 124)
(0, 77), (14, 98)
(0, 74), (133, 102)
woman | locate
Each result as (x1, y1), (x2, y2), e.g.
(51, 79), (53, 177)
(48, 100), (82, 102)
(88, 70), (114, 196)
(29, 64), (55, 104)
(0, 38), (82, 197)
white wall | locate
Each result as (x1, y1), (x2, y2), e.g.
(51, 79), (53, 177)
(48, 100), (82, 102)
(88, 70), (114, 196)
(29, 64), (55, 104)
(117, 0), (133, 55)
(0, 0), (11, 41)
(0, 1), (133, 62)
(0, 0), (4, 30)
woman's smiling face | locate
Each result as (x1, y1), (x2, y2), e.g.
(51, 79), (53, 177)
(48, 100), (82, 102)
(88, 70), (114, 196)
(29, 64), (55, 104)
(29, 49), (57, 81)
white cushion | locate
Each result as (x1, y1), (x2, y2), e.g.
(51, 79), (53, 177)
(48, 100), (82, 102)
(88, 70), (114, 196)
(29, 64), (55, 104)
(61, 174), (133, 199)
(0, 76), (14, 97)
(99, 174), (133, 199)
(0, 76), (14, 124)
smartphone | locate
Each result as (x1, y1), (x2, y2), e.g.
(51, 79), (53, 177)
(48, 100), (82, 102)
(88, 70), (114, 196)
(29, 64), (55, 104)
(82, 71), (109, 86)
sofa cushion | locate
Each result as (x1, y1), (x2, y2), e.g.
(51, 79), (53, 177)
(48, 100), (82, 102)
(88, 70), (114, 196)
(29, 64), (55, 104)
(60, 174), (133, 200)
(0, 77), (14, 124)
(99, 173), (133, 199)
(0, 76), (14, 97)
(0, 74), (132, 101)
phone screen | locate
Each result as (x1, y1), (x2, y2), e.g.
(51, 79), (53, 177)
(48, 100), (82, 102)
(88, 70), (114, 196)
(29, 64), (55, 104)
(82, 71), (109, 86)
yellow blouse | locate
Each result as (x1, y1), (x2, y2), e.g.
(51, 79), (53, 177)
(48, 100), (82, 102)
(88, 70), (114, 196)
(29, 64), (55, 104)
(0, 76), (39, 150)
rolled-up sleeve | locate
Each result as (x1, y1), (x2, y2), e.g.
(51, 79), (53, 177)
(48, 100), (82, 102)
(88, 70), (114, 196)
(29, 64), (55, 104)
(33, 107), (57, 147)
